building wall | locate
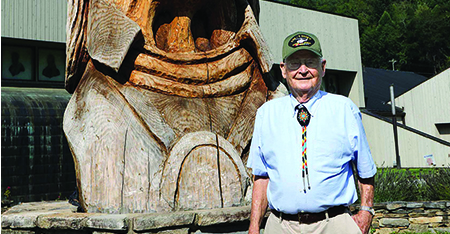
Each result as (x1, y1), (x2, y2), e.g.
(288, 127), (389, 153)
(363, 112), (450, 168)
(259, 0), (365, 107)
(395, 68), (450, 142)
(1, 87), (76, 202)
(0, 0), (365, 107)
(2, 0), (70, 202)
(1, 0), (67, 42)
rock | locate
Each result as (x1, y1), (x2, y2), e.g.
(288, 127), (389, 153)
(374, 227), (397, 234)
(409, 216), (443, 224)
(424, 202), (446, 209)
(384, 213), (408, 218)
(406, 202), (423, 209)
(0, 230), (35, 234)
(154, 227), (189, 234)
(2, 211), (53, 229)
(435, 211), (448, 216)
(432, 227), (450, 233)
(132, 211), (195, 231)
(193, 230), (248, 234)
(82, 214), (128, 231)
(195, 206), (251, 226)
(373, 202), (388, 209)
(408, 223), (428, 233)
(36, 212), (91, 230)
(2, 201), (75, 214)
(387, 202), (407, 211)
(380, 218), (410, 227)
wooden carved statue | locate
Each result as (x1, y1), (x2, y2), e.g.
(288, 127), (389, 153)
(64, 0), (284, 213)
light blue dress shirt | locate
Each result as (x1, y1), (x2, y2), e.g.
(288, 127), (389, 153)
(247, 90), (377, 214)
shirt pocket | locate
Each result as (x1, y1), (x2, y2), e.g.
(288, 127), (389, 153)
(309, 137), (346, 173)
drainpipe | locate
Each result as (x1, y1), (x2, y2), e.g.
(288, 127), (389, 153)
(390, 84), (401, 169)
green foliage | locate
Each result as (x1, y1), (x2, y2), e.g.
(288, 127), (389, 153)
(286, 0), (450, 76)
(390, 232), (449, 234)
(419, 168), (450, 200)
(374, 167), (450, 202)
(374, 168), (419, 202)
(3, 186), (11, 200)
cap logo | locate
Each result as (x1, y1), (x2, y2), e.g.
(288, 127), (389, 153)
(289, 34), (315, 48)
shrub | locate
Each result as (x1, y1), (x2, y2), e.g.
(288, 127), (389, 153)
(373, 167), (420, 202)
(372, 167), (450, 202)
(419, 168), (450, 200)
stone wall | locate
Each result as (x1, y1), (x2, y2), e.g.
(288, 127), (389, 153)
(2, 201), (449, 234)
(371, 201), (450, 234)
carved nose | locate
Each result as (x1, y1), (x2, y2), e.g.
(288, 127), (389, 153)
(166, 16), (195, 53)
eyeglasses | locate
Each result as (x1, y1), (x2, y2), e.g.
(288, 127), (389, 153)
(285, 58), (321, 71)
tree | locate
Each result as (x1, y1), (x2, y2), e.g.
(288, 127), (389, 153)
(286, 0), (450, 76)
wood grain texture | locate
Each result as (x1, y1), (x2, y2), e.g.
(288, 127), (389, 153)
(134, 48), (252, 84)
(64, 0), (275, 213)
(66, 0), (90, 93)
(129, 61), (255, 98)
(87, 0), (140, 71)
(227, 67), (268, 155)
(64, 61), (166, 213)
(112, 84), (176, 150)
(160, 131), (248, 211)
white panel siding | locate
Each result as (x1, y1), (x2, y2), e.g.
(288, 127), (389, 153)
(395, 68), (450, 142)
(1, 0), (67, 42)
(363, 113), (450, 168)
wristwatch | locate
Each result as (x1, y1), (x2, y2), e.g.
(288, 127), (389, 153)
(360, 206), (375, 216)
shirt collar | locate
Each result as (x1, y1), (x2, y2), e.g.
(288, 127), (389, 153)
(289, 90), (324, 118)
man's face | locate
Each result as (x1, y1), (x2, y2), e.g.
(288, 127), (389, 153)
(280, 50), (326, 99)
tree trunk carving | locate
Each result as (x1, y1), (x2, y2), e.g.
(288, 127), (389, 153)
(64, 0), (283, 213)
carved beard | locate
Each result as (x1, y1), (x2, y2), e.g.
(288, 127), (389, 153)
(64, 0), (274, 213)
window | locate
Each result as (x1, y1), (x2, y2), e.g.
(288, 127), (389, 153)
(2, 37), (65, 88)
(435, 123), (450, 135)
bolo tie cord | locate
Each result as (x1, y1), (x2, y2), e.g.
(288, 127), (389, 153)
(296, 104), (311, 193)
(301, 125), (311, 192)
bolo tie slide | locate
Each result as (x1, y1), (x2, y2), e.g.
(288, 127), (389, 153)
(296, 105), (311, 193)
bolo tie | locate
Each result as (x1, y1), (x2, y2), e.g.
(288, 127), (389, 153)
(295, 104), (311, 193)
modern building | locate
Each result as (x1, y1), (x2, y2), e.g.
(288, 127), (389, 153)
(1, 0), (75, 203)
(362, 68), (450, 167)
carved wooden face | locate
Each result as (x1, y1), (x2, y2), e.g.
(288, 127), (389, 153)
(65, 0), (270, 93)
(65, 0), (272, 213)
(116, 0), (271, 97)
(151, 0), (242, 53)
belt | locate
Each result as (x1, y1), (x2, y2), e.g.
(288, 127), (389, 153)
(271, 205), (349, 224)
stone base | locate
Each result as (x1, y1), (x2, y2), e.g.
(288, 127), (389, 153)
(1, 201), (255, 234)
(3, 201), (450, 234)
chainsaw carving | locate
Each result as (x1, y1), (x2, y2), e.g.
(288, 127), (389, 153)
(64, 0), (280, 213)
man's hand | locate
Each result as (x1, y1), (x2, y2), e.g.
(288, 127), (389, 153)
(352, 210), (373, 234)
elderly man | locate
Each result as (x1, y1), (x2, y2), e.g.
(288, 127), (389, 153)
(247, 31), (376, 234)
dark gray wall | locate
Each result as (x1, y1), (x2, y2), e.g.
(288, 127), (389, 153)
(1, 87), (76, 203)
